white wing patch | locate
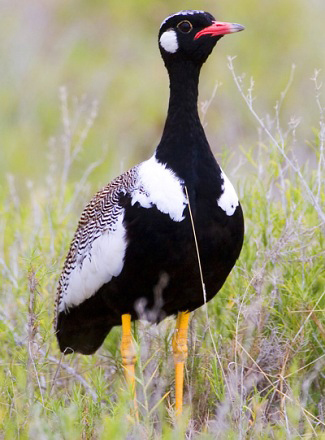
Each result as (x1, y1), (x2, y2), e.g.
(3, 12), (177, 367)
(56, 159), (186, 317)
(131, 155), (187, 222)
(58, 213), (126, 312)
(159, 30), (178, 53)
(56, 167), (139, 317)
(217, 169), (239, 216)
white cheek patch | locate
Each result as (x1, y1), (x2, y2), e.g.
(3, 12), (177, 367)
(217, 169), (239, 216)
(131, 155), (187, 222)
(159, 30), (178, 53)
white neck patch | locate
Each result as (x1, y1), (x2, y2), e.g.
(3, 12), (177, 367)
(159, 30), (178, 53)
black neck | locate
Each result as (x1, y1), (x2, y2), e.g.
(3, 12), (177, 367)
(156, 60), (215, 183)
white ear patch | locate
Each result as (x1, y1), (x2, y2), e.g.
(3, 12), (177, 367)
(159, 30), (178, 53)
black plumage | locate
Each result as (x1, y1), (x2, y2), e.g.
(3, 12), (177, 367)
(55, 10), (244, 357)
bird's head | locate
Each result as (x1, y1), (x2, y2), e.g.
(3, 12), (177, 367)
(159, 10), (244, 67)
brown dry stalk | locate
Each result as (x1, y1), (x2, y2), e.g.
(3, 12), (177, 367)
(310, 311), (325, 340)
(27, 268), (40, 404)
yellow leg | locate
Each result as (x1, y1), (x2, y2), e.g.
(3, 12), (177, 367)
(172, 311), (190, 416)
(121, 314), (137, 415)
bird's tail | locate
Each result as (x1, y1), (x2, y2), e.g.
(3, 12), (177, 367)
(56, 303), (113, 355)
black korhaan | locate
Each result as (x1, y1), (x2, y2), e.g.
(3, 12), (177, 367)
(55, 10), (244, 412)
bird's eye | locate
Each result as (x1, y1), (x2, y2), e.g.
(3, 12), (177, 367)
(177, 20), (193, 34)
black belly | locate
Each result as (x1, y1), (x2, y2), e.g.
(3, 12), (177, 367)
(56, 199), (244, 355)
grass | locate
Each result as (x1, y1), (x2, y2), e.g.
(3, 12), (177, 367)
(0, 60), (324, 438)
(1, 1), (325, 437)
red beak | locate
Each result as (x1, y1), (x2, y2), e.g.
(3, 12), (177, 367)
(194, 21), (245, 40)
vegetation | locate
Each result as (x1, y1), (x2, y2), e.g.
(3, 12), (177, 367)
(0, 0), (324, 438)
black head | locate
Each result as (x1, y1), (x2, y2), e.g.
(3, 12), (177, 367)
(159, 10), (244, 67)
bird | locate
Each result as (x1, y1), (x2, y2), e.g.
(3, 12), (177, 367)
(55, 10), (245, 416)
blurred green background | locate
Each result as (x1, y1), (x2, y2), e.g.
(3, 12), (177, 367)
(1, 3), (324, 435)
(1, 0), (325, 190)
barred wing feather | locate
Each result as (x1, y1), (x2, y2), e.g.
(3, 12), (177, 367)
(55, 166), (139, 318)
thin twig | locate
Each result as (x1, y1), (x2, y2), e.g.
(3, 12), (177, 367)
(227, 56), (325, 223)
(292, 290), (325, 344)
(184, 186), (232, 401)
(237, 341), (323, 432)
(45, 349), (98, 401)
(310, 69), (325, 203)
